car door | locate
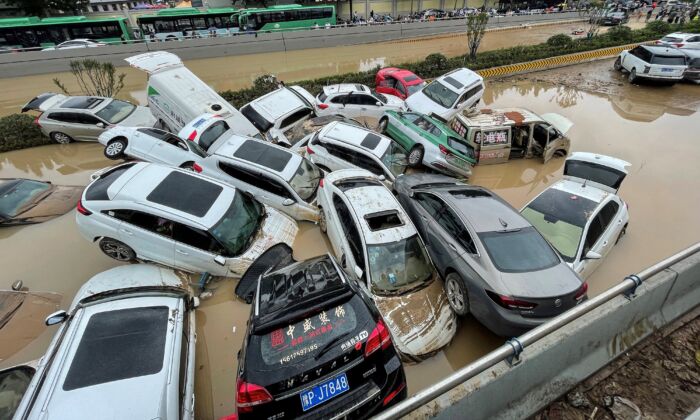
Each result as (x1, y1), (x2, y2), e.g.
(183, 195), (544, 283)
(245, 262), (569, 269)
(340, 94), (366, 118)
(171, 222), (229, 276)
(686, 35), (700, 49)
(414, 193), (471, 271)
(349, 150), (386, 178)
(622, 47), (644, 71)
(130, 128), (162, 157)
(356, 94), (385, 119)
(578, 200), (622, 278)
(328, 193), (365, 278)
(109, 209), (176, 267)
(72, 112), (105, 141)
(329, 94), (349, 115)
(454, 84), (483, 113)
(152, 133), (195, 165)
(474, 128), (510, 165)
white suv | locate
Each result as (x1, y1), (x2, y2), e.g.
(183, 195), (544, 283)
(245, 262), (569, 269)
(76, 162), (298, 276)
(405, 68), (484, 120)
(315, 84), (406, 119)
(302, 120), (408, 188)
(614, 45), (688, 84)
(11, 265), (197, 420)
(656, 32), (700, 49)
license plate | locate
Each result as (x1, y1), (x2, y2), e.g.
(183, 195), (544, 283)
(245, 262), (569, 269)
(661, 68), (674, 73)
(300, 373), (350, 412)
(448, 155), (468, 168)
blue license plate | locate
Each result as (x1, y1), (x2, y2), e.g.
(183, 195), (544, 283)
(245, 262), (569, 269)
(300, 373), (350, 412)
(661, 68), (674, 72)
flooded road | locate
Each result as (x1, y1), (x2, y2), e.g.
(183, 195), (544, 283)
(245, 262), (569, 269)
(0, 20), (640, 117)
(1, 58), (698, 419)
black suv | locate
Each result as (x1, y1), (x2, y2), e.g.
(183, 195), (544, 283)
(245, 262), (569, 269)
(233, 245), (407, 419)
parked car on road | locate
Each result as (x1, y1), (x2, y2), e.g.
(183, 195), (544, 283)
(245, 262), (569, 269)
(126, 51), (260, 138)
(614, 45), (688, 84)
(240, 86), (317, 146)
(231, 247), (407, 419)
(683, 49), (700, 84)
(375, 67), (426, 100)
(76, 162), (298, 276)
(21, 93), (156, 144)
(99, 126), (207, 170)
(301, 121), (408, 188)
(41, 39), (106, 51)
(600, 11), (629, 25)
(450, 108), (572, 164)
(379, 111), (475, 178)
(315, 84), (406, 120)
(521, 152), (631, 279)
(655, 32), (700, 49)
(395, 173), (587, 336)
(9, 264), (197, 420)
(0, 178), (83, 226)
(405, 68), (484, 120)
(317, 169), (456, 360)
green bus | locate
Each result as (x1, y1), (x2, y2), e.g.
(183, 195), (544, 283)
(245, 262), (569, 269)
(0, 16), (132, 51)
(137, 7), (240, 41)
(237, 5), (336, 32)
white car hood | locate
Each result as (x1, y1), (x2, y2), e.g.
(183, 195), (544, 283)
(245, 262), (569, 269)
(120, 106), (158, 128)
(405, 91), (446, 116)
(541, 113), (573, 135)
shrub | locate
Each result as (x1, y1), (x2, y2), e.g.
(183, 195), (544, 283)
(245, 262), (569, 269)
(0, 114), (50, 153)
(606, 25), (634, 42)
(645, 20), (671, 36)
(547, 34), (573, 47)
(423, 53), (448, 72)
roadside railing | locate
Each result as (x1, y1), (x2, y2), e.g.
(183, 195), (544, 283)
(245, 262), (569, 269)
(373, 241), (700, 420)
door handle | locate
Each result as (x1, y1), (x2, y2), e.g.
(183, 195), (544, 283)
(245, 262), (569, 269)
(120, 229), (133, 236)
(176, 249), (189, 255)
(448, 243), (458, 251)
(602, 241), (608, 247)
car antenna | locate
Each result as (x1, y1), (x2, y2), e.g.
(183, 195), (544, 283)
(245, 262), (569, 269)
(582, 179), (588, 188)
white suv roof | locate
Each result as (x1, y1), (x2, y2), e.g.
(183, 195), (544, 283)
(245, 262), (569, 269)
(210, 137), (303, 182)
(318, 121), (392, 158)
(322, 83), (372, 96)
(437, 68), (483, 93)
(248, 87), (311, 122)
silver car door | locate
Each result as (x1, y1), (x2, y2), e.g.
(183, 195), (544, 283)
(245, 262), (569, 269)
(111, 209), (176, 268)
(152, 134), (193, 165)
(73, 112), (105, 141)
(130, 128), (160, 156)
(171, 222), (229, 276)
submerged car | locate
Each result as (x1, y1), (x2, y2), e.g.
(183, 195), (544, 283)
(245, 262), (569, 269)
(375, 68), (426, 100)
(380, 111), (476, 178)
(405, 68), (484, 120)
(231, 247), (407, 419)
(395, 173), (587, 337)
(285, 114), (364, 147)
(450, 108), (572, 164)
(614, 45), (687, 84)
(521, 152), (631, 279)
(315, 84), (407, 120)
(9, 264), (197, 419)
(21, 93), (156, 144)
(0, 178), (83, 226)
(317, 169), (456, 360)
(76, 162), (298, 276)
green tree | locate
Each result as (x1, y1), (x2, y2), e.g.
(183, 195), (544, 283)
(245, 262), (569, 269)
(466, 12), (489, 60)
(5, 0), (89, 17)
(53, 59), (126, 97)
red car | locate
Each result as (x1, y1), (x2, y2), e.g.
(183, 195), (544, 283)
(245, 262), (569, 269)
(375, 68), (426, 100)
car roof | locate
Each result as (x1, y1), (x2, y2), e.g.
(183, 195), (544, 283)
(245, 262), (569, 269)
(248, 87), (308, 122)
(550, 179), (611, 204)
(641, 45), (688, 56)
(322, 83), (371, 96)
(457, 107), (543, 127)
(381, 68), (422, 83)
(212, 138), (302, 181)
(436, 68), (483, 92)
(58, 96), (108, 110)
(319, 121), (391, 157)
(437, 188), (532, 233)
(664, 32), (696, 38)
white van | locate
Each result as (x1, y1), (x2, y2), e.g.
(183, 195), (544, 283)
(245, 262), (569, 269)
(125, 51), (261, 138)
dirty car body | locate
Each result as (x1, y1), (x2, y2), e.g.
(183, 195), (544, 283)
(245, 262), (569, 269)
(0, 178), (83, 226)
(375, 68), (426, 100)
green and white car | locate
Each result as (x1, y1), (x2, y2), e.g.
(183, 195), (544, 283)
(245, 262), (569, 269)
(379, 111), (476, 179)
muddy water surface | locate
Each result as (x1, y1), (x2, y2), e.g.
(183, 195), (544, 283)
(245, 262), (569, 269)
(1, 59), (698, 419)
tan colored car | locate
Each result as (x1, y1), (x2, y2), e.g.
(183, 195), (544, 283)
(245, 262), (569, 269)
(449, 108), (572, 165)
(0, 178), (83, 226)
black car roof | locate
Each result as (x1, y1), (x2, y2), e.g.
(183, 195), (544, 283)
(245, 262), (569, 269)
(146, 171), (222, 217)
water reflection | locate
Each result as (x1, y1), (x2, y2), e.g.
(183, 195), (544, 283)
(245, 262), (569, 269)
(0, 143), (109, 183)
(608, 95), (696, 123)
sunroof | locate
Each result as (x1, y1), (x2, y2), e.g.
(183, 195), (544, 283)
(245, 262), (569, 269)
(147, 171), (222, 217)
(365, 210), (403, 231)
(233, 140), (291, 172)
(63, 306), (168, 391)
(360, 133), (382, 149)
(62, 97), (104, 109)
(355, 84), (365, 92)
(450, 189), (492, 199)
(444, 76), (464, 90)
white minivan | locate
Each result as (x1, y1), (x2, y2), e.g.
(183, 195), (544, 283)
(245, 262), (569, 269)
(125, 51), (261, 138)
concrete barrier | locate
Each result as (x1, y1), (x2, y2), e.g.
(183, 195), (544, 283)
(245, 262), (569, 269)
(406, 250), (700, 420)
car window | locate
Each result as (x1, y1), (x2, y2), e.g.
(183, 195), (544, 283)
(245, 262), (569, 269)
(379, 77), (396, 88)
(323, 142), (355, 163)
(457, 85), (482, 106)
(138, 128), (169, 139)
(47, 112), (78, 123)
(162, 135), (188, 150)
(432, 200), (477, 253)
(76, 113), (102, 125)
(110, 209), (174, 238)
(351, 152), (384, 176)
(598, 201), (620, 233)
(280, 108), (312, 129)
(218, 161), (291, 199)
(198, 121), (229, 151)
(401, 113), (421, 123)
(289, 158), (321, 202)
(332, 194), (364, 270)
(330, 95), (347, 104)
(414, 117), (436, 133)
(651, 55), (686, 66)
(448, 136), (476, 159)
(415, 192), (440, 216)
(173, 222), (224, 253)
(396, 82), (407, 96)
(583, 215), (604, 255)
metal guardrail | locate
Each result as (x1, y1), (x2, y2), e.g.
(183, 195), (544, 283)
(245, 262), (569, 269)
(374, 241), (700, 420)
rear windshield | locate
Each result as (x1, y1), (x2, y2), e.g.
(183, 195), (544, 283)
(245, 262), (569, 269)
(198, 121), (230, 152)
(85, 164), (135, 201)
(565, 160), (626, 190)
(63, 306), (169, 391)
(448, 136), (476, 160)
(478, 227), (560, 273)
(651, 55), (686, 66)
(241, 104), (273, 133)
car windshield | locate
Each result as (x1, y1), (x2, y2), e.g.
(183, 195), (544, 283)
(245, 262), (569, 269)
(95, 100), (135, 124)
(371, 89), (388, 104)
(407, 82), (426, 96)
(210, 193), (264, 256)
(447, 136), (476, 160)
(520, 188), (598, 262)
(478, 227), (560, 273)
(289, 158), (321, 202)
(0, 179), (51, 219)
(421, 81), (459, 108)
(241, 104), (273, 133)
(651, 55), (686, 66)
(380, 141), (408, 177)
(367, 235), (434, 294)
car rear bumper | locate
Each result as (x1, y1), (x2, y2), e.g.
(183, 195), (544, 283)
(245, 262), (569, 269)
(425, 158), (472, 179)
(636, 73), (684, 82)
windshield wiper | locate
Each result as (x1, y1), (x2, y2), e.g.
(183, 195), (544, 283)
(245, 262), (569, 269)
(315, 331), (352, 360)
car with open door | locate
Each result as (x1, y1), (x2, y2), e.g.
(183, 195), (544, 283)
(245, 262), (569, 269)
(316, 169), (456, 360)
(230, 245), (407, 420)
(449, 108), (571, 164)
(0, 178), (83, 226)
(395, 173), (587, 337)
(521, 152), (631, 279)
(375, 68), (426, 100)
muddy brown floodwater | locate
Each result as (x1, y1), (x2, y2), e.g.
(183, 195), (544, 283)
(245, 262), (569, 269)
(1, 58), (699, 419)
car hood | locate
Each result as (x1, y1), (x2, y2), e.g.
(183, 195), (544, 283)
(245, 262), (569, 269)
(119, 106), (157, 128)
(405, 92), (446, 115)
(541, 113), (573, 135)
(233, 208), (299, 276)
(3, 185), (84, 226)
(373, 276), (456, 360)
(384, 94), (406, 109)
(493, 261), (582, 299)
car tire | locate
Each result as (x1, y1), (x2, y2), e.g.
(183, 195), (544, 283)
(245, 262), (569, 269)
(445, 272), (469, 316)
(628, 68), (638, 84)
(104, 137), (127, 160)
(318, 207), (327, 233)
(614, 57), (622, 71)
(407, 145), (424, 168)
(50, 132), (73, 144)
(98, 238), (136, 262)
(378, 117), (389, 133)
(615, 223), (628, 245)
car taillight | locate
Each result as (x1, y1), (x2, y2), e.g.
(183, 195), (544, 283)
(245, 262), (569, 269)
(318, 103), (329, 110)
(365, 319), (392, 357)
(34, 115), (41, 127)
(574, 282), (588, 301)
(438, 144), (451, 156)
(76, 199), (92, 216)
(192, 163), (203, 173)
(187, 130), (197, 141)
(319, 178), (324, 188)
(306, 146), (315, 155)
(486, 290), (537, 310)
(383, 381), (406, 406)
(674, 43), (685, 47)
(218, 415), (238, 420)
(236, 379), (272, 413)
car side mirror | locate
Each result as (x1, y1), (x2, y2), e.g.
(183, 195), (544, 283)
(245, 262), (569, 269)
(585, 251), (602, 260)
(375, 101), (382, 106)
(378, 175), (386, 182)
(282, 198), (295, 206)
(353, 265), (363, 279)
(45, 310), (68, 326)
(96, 122), (105, 128)
(214, 256), (226, 266)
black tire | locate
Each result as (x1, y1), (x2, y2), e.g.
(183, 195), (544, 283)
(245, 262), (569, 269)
(50, 132), (73, 144)
(615, 224), (628, 245)
(445, 272), (469, 316)
(613, 57), (622, 71)
(378, 117), (389, 133)
(318, 207), (327, 233)
(407, 145), (424, 168)
(628, 68), (638, 84)
(104, 137), (127, 160)
(98, 238), (136, 262)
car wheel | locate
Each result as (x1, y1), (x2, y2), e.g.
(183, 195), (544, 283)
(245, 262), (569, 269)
(554, 149), (567, 158)
(378, 117), (389, 133)
(318, 207), (327, 233)
(104, 137), (127, 160)
(98, 238), (136, 262)
(50, 132), (73, 144)
(615, 223), (628, 245)
(613, 57), (622, 71)
(407, 145), (424, 168)
(628, 68), (638, 84)
(445, 272), (469, 316)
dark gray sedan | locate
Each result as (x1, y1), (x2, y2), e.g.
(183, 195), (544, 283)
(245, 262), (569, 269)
(395, 173), (587, 337)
